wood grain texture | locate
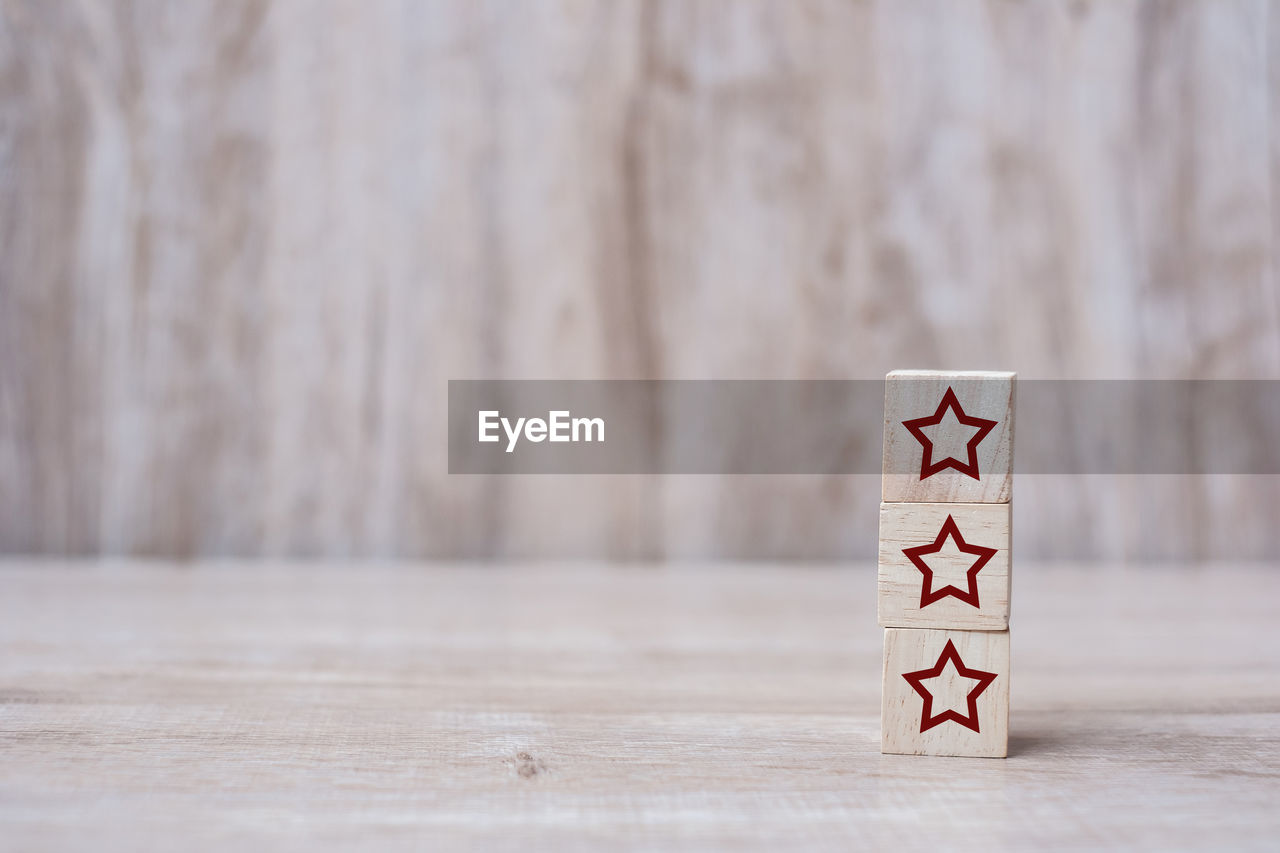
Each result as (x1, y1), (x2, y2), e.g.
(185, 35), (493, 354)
(882, 371), (1015, 503)
(3, 2), (1280, 559)
(1, 561), (1278, 850)
(878, 501), (1011, 630)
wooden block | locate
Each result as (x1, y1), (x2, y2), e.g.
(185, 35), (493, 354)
(882, 627), (1010, 758)
(881, 370), (1015, 503)
(878, 501), (1011, 630)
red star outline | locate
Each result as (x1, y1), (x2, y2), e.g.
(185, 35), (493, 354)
(901, 386), (998, 481)
(902, 514), (997, 609)
(901, 639), (998, 734)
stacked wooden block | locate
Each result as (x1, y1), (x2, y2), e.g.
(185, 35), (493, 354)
(879, 370), (1016, 758)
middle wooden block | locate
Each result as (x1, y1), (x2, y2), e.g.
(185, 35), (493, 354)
(878, 501), (1011, 631)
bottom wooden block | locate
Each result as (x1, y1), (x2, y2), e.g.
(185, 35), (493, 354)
(881, 627), (1009, 758)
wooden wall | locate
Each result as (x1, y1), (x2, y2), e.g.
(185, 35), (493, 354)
(2, 0), (1278, 560)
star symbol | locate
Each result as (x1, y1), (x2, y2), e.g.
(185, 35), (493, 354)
(901, 386), (998, 481)
(902, 639), (998, 734)
(902, 514), (997, 609)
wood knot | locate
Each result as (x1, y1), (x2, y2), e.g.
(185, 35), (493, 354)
(513, 751), (546, 779)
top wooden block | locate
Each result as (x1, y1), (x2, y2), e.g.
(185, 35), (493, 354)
(882, 371), (1015, 503)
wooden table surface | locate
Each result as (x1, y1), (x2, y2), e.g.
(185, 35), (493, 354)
(2, 562), (1278, 851)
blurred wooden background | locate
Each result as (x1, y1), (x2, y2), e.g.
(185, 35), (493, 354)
(1, 0), (1278, 560)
